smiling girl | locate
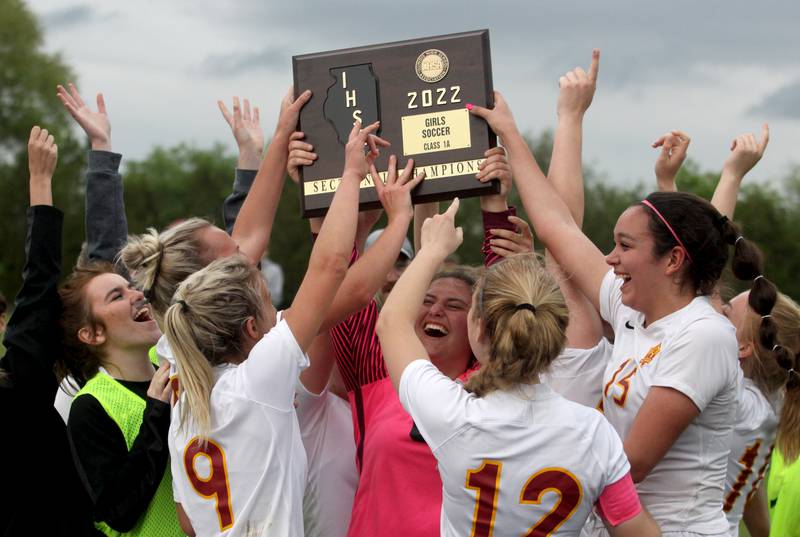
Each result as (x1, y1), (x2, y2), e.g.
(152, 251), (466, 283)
(720, 290), (800, 536)
(162, 120), (372, 537)
(377, 200), (660, 536)
(328, 148), (518, 537)
(60, 264), (180, 537)
(469, 92), (768, 536)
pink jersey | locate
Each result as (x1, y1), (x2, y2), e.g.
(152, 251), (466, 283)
(331, 208), (515, 537)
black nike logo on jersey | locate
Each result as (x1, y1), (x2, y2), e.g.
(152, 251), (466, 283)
(625, 320), (634, 330)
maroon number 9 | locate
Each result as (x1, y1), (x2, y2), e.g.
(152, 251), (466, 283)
(184, 437), (234, 531)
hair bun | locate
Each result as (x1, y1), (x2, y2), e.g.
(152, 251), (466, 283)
(119, 228), (163, 290)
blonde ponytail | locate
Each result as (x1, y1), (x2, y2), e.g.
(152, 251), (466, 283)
(119, 218), (212, 325)
(465, 254), (569, 397)
(780, 378), (800, 464)
(737, 290), (800, 463)
(163, 256), (267, 441)
(758, 294), (800, 463)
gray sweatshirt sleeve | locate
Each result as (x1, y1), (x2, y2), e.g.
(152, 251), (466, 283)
(85, 150), (128, 263)
(222, 168), (257, 235)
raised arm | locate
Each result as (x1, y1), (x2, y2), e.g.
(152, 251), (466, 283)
(318, 155), (423, 329)
(283, 121), (388, 350)
(546, 49), (603, 348)
(287, 127), (422, 329)
(377, 199), (463, 391)
(57, 83), (128, 263)
(287, 129), (383, 250)
(231, 89), (311, 264)
(298, 331), (335, 395)
(470, 92), (608, 312)
(652, 130), (690, 193)
(711, 124), (769, 219)
(219, 97), (265, 234)
(549, 49), (599, 221)
(1, 127), (61, 398)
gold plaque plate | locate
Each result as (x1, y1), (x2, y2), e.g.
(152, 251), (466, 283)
(401, 108), (472, 156)
(303, 158), (485, 197)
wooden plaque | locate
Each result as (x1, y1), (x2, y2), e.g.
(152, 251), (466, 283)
(293, 29), (498, 217)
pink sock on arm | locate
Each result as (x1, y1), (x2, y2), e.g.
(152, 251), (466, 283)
(595, 472), (642, 526)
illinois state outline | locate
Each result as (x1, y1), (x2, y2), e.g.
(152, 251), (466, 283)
(324, 64), (380, 146)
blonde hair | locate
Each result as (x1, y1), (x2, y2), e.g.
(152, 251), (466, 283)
(119, 218), (212, 325)
(163, 256), (266, 441)
(464, 254), (569, 397)
(742, 292), (800, 463)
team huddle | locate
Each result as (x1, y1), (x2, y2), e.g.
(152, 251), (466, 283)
(1, 48), (799, 537)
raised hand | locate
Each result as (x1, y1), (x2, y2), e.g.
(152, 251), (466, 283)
(652, 130), (691, 191)
(723, 124), (769, 179)
(371, 155), (425, 223)
(712, 123), (770, 219)
(218, 96), (264, 168)
(344, 120), (389, 180)
(477, 146), (513, 211)
(468, 91), (518, 140)
(276, 88), (312, 138)
(421, 197), (463, 259)
(28, 126), (58, 206)
(557, 49), (600, 119)
(56, 83), (111, 151)
(287, 131), (317, 183)
(489, 215), (534, 257)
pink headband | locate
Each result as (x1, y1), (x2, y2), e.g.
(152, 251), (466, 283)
(641, 199), (693, 263)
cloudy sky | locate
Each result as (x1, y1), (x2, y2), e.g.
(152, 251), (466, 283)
(27, 0), (800, 186)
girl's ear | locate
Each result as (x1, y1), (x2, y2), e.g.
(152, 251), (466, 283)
(665, 245), (689, 276)
(78, 325), (105, 346)
(243, 316), (260, 341)
(739, 341), (754, 360)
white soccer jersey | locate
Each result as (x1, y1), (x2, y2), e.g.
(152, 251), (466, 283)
(598, 270), (741, 534)
(399, 359), (630, 537)
(723, 378), (779, 535)
(169, 319), (309, 537)
(542, 338), (613, 409)
(156, 334), (175, 367)
(295, 381), (357, 537)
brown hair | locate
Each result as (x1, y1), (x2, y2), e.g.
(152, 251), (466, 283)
(464, 254), (569, 397)
(163, 256), (267, 441)
(640, 192), (767, 298)
(56, 261), (116, 387)
(780, 375), (800, 464)
(741, 292), (800, 463)
(645, 190), (800, 460)
(119, 218), (213, 325)
(432, 265), (480, 289)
